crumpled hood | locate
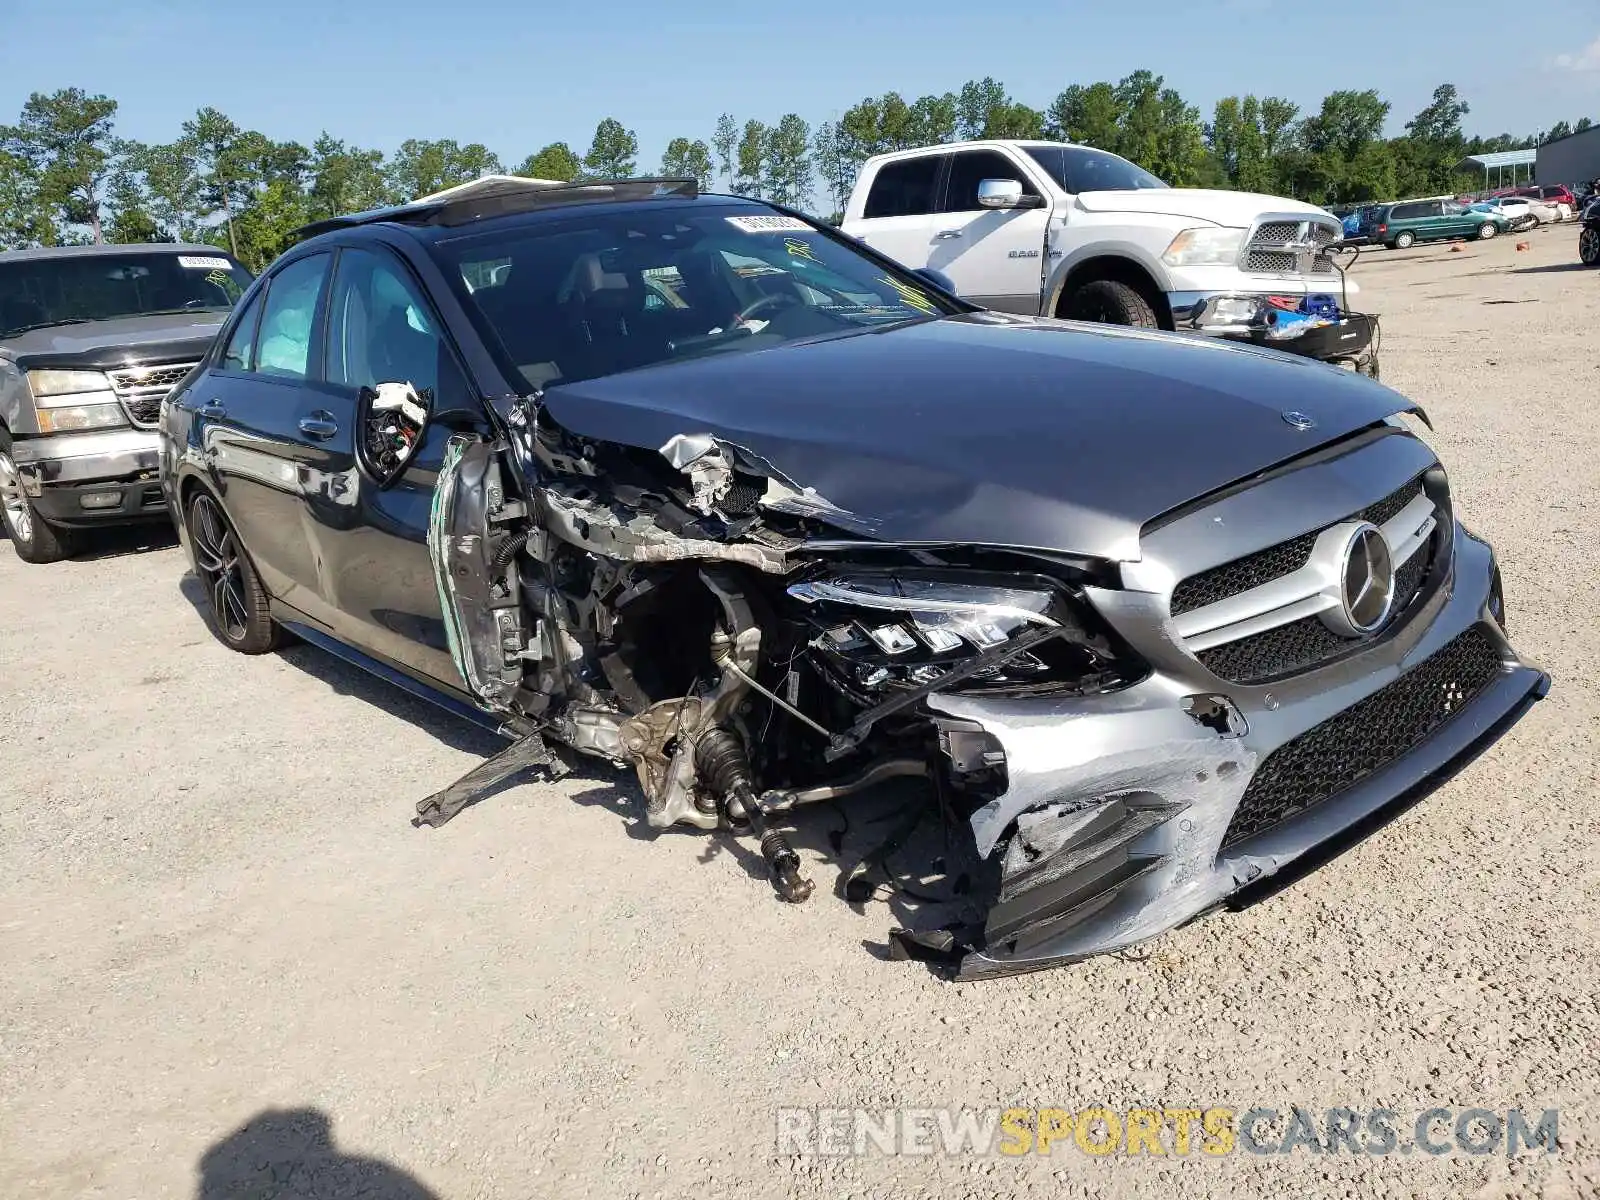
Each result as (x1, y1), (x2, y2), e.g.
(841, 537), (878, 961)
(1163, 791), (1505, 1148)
(1075, 188), (1332, 227)
(3, 312), (229, 369)
(539, 314), (1419, 562)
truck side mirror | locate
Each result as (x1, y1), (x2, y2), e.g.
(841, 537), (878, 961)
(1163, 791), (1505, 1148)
(977, 179), (1041, 209)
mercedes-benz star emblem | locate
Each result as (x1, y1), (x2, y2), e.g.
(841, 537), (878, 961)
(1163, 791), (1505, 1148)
(1281, 411), (1316, 430)
(1337, 523), (1396, 635)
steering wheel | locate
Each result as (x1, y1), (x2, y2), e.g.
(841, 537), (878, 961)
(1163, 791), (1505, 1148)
(733, 292), (798, 326)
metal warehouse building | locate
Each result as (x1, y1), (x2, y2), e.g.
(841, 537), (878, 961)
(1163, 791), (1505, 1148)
(1537, 125), (1600, 186)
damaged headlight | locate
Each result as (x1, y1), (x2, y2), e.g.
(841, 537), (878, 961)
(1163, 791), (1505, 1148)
(788, 570), (1144, 696)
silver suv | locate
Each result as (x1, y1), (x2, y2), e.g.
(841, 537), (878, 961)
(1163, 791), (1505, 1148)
(0, 244), (252, 562)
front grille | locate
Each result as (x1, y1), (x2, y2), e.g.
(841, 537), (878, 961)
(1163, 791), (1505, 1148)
(1198, 523), (1440, 685)
(1219, 624), (1503, 848)
(1242, 218), (1341, 277)
(1171, 476), (1426, 618)
(1171, 533), (1316, 616)
(107, 362), (197, 429)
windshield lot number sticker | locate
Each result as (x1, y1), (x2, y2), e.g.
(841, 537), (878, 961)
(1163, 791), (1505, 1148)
(726, 215), (812, 233)
(178, 255), (232, 269)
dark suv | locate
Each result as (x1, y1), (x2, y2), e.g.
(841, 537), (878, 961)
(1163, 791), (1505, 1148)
(1, 244), (252, 562)
(159, 178), (1544, 979)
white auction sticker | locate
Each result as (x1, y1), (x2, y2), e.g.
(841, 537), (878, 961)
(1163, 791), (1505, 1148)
(177, 255), (232, 269)
(725, 215), (812, 233)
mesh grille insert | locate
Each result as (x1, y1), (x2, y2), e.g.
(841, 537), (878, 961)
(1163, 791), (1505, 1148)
(1219, 624), (1503, 848)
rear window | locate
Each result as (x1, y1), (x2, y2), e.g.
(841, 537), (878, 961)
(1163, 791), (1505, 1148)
(863, 157), (942, 218)
(0, 251), (253, 337)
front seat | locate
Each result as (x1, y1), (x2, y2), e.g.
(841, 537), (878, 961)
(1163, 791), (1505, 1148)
(560, 252), (654, 376)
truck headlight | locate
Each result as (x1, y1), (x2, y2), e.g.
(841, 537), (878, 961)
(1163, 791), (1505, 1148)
(788, 569), (1145, 697)
(1161, 227), (1246, 267)
(25, 369), (127, 432)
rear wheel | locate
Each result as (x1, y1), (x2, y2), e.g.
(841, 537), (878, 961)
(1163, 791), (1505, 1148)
(1064, 279), (1160, 328)
(1477, 222), (1498, 240)
(0, 429), (75, 564)
(1393, 231), (1416, 249)
(1579, 226), (1600, 266)
(186, 490), (279, 653)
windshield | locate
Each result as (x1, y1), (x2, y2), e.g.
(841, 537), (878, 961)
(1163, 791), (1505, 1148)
(0, 251), (253, 336)
(432, 203), (964, 389)
(1024, 145), (1167, 192)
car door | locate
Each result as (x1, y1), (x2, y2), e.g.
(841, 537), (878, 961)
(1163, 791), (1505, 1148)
(313, 244), (493, 688)
(847, 155), (945, 271)
(195, 250), (346, 618)
(1416, 200), (1448, 240)
(929, 149), (1051, 313)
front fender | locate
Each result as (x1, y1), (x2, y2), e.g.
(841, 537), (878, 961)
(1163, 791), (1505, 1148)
(1043, 236), (1175, 317)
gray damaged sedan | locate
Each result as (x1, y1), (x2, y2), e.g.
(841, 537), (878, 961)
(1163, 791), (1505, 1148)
(158, 180), (1548, 979)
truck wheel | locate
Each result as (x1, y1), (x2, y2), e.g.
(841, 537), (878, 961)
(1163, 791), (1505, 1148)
(1064, 280), (1160, 328)
(1476, 223), (1498, 241)
(1393, 231), (1416, 249)
(0, 430), (75, 564)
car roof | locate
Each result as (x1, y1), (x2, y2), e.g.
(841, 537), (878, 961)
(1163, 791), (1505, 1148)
(0, 242), (236, 264)
(299, 187), (772, 253)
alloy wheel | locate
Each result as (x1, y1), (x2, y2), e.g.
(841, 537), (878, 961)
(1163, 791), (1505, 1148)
(0, 450), (34, 545)
(189, 493), (250, 641)
(1581, 228), (1600, 266)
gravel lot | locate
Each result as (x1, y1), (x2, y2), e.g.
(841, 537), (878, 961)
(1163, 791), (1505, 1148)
(3, 225), (1597, 1200)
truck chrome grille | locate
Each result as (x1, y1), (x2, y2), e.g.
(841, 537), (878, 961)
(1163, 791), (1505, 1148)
(107, 362), (197, 429)
(1241, 216), (1342, 277)
(1219, 624), (1502, 848)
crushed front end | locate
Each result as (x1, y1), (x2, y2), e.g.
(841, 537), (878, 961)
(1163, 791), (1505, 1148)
(427, 404), (1547, 980)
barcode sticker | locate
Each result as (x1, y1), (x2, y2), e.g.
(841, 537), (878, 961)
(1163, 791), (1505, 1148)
(177, 255), (232, 269)
(725, 215), (812, 233)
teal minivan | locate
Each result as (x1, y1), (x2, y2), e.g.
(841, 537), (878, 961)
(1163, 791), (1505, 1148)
(1360, 198), (1510, 248)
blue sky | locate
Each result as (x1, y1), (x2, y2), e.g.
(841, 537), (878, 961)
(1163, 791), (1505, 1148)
(6, 0), (1598, 173)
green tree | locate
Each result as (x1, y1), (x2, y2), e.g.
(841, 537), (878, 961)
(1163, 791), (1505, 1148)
(1, 87), (120, 242)
(0, 148), (54, 247)
(734, 119), (767, 197)
(308, 134), (390, 219)
(908, 93), (959, 145)
(812, 121), (853, 219)
(387, 138), (503, 200)
(712, 114), (738, 189)
(953, 78), (1043, 140)
(516, 142), (582, 181)
(583, 118), (638, 178)
(132, 139), (203, 242)
(660, 137), (714, 188)
(763, 114), (811, 207)
(179, 107), (260, 256)
(1046, 82), (1121, 149)
(104, 165), (162, 243)
(231, 178), (310, 272)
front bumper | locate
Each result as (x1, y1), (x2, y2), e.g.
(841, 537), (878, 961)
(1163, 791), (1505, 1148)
(12, 428), (167, 526)
(931, 526), (1546, 980)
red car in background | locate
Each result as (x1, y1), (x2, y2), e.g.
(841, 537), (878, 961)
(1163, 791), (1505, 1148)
(1496, 185), (1578, 217)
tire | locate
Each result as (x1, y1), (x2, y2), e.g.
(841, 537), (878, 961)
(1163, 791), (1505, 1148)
(1477, 222), (1498, 241)
(1393, 231), (1416, 249)
(1579, 226), (1600, 267)
(185, 489), (280, 654)
(0, 429), (75, 564)
(1064, 279), (1161, 328)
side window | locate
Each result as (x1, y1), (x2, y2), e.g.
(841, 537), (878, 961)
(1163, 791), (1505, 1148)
(1389, 203), (1417, 220)
(1422, 201), (1444, 218)
(220, 291), (264, 372)
(254, 253), (331, 380)
(940, 151), (1037, 213)
(326, 248), (453, 401)
(863, 157), (942, 218)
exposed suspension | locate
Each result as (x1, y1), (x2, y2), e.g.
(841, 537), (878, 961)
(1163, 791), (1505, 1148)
(695, 728), (813, 904)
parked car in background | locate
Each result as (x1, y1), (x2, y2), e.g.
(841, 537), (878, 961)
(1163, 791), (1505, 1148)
(1469, 197), (1546, 231)
(1580, 200), (1600, 266)
(1359, 198), (1508, 248)
(839, 140), (1360, 341)
(1502, 185), (1577, 220)
(158, 176), (1545, 979)
(1, 244), (253, 562)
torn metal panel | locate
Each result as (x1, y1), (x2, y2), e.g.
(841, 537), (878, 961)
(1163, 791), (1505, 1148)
(539, 480), (789, 573)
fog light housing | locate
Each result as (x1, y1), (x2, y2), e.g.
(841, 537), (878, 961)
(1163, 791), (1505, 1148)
(1202, 296), (1261, 327)
(79, 491), (122, 510)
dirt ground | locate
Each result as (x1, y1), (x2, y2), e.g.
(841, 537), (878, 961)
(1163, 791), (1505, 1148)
(3, 223), (1597, 1200)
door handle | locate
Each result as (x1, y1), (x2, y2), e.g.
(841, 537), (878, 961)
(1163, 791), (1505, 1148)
(199, 399), (227, 418)
(298, 411), (339, 440)
(934, 229), (964, 240)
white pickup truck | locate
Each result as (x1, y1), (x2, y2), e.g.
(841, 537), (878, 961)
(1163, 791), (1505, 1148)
(840, 140), (1367, 354)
